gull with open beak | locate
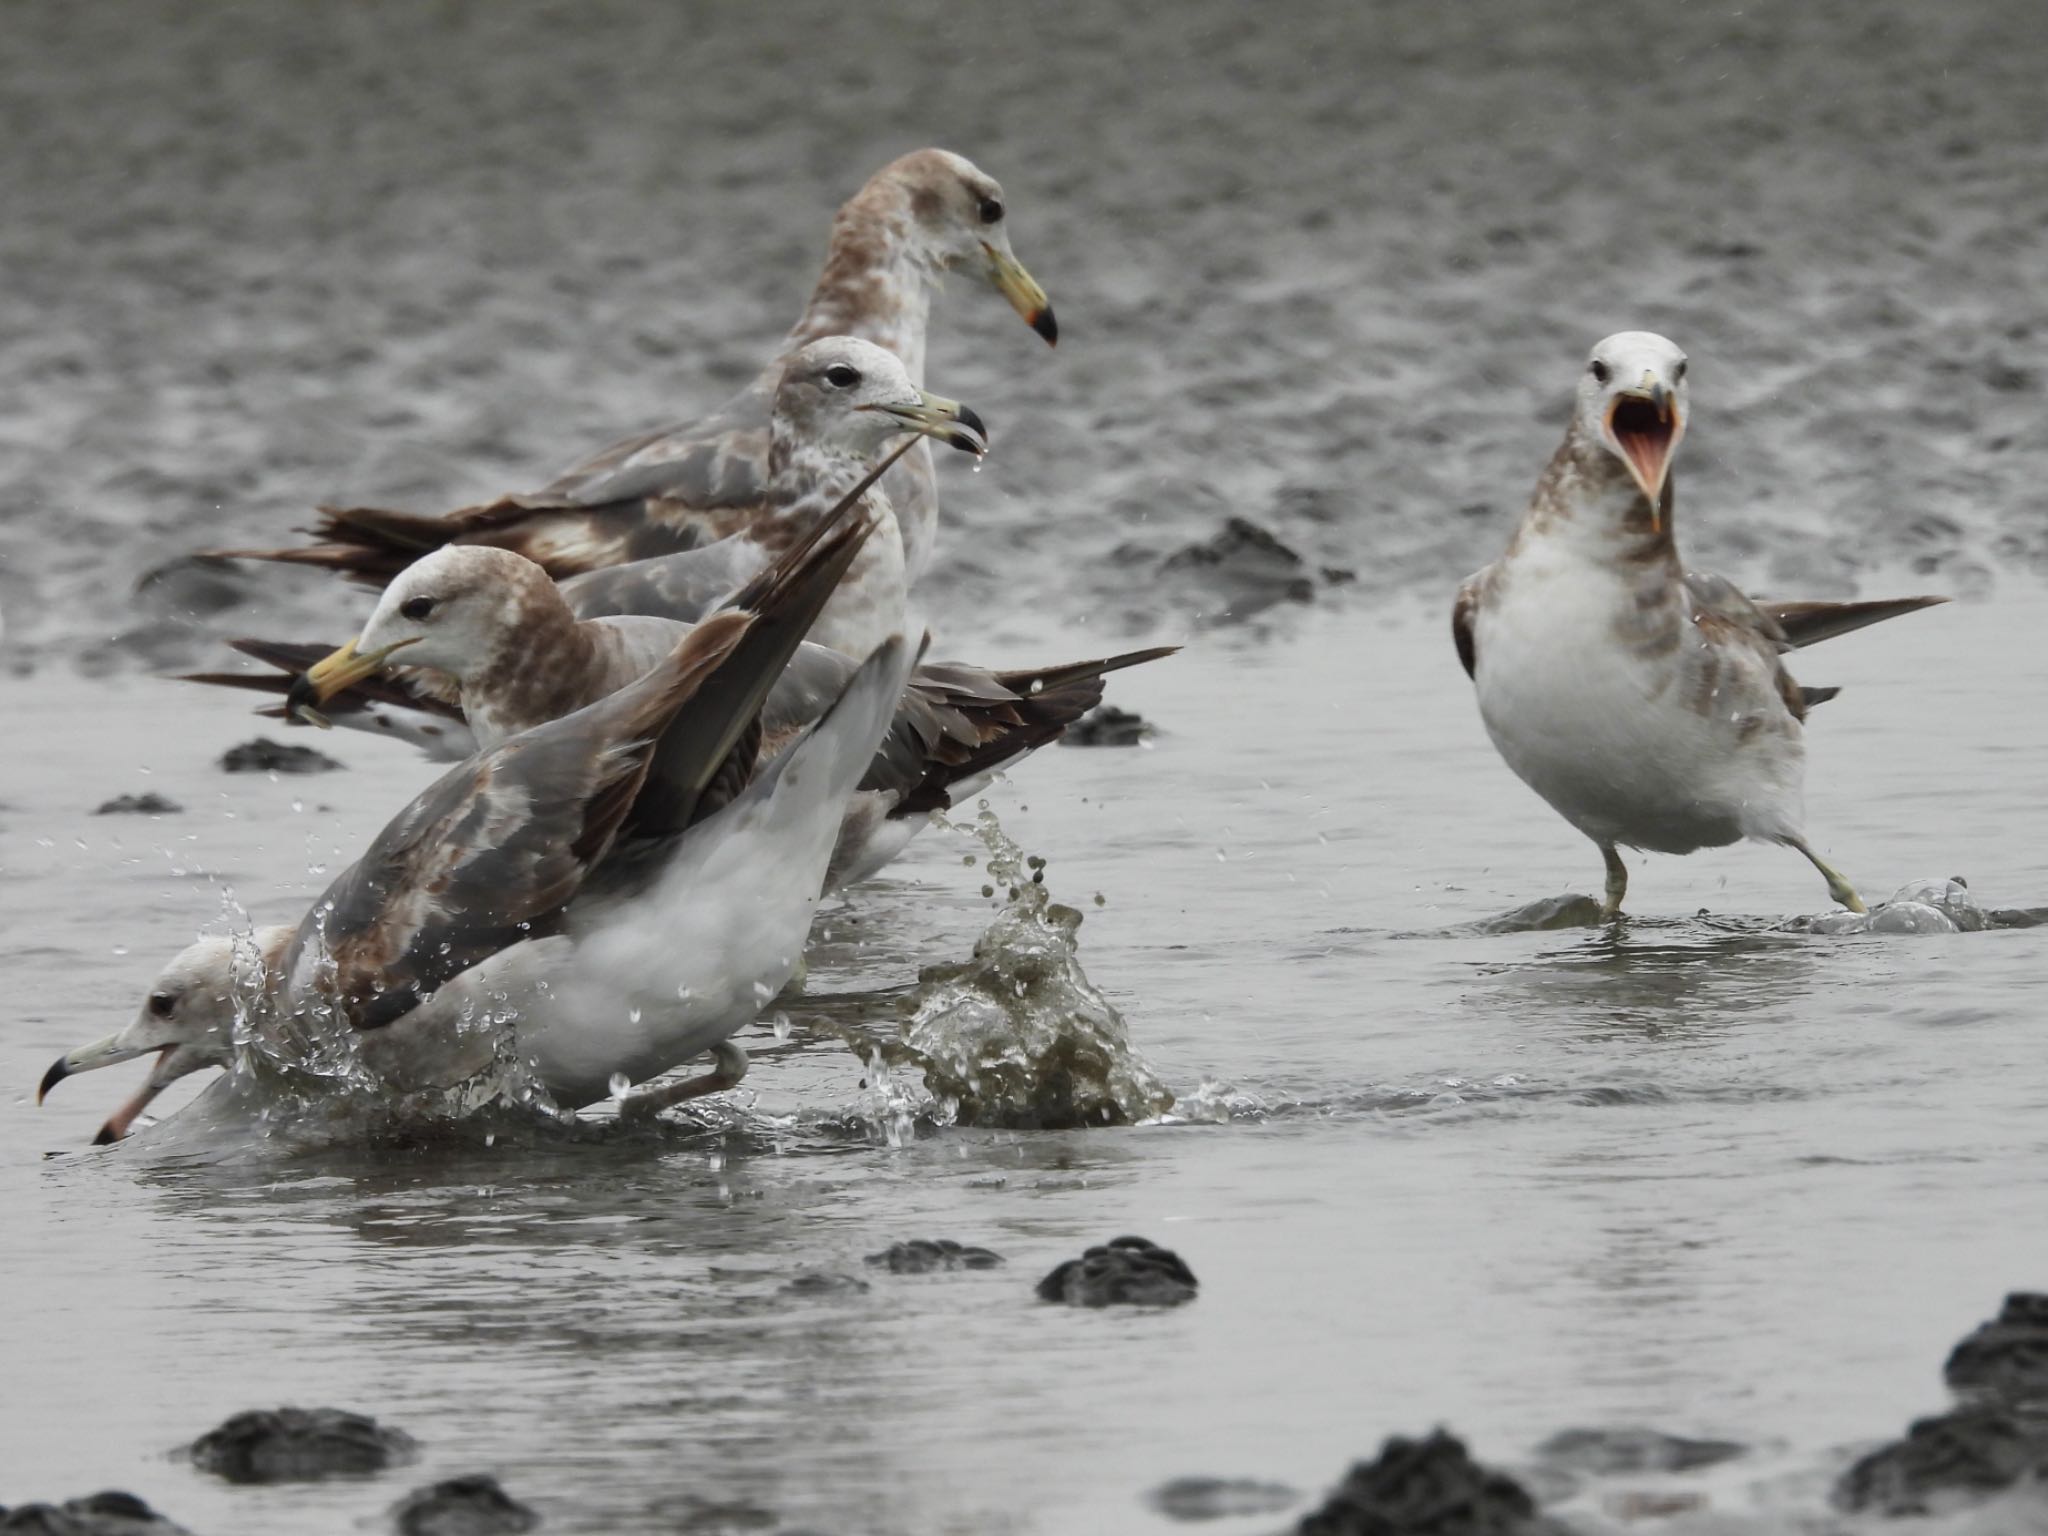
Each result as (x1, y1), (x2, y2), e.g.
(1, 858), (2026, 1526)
(1453, 331), (1946, 918)
(43, 487), (920, 1146)
(37, 932), (289, 1145)
(211, 147), (1053, 591)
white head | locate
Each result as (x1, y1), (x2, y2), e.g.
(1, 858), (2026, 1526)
(771, 336), (988, 463)
(38, 931), (285, 1144)
(289, 546), (553, 714)
(872, 148), (1056, 344)
(1575, 331), (1690, 518)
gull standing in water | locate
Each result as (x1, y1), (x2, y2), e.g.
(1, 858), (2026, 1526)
(41, 498), (912, 1144)
(216, 149), (1054, 587)
(1454, 331), (1945, 918)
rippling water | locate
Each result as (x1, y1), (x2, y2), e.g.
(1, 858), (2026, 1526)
(7, 593), (2046, 1531)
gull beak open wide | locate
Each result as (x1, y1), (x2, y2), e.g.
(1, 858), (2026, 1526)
(1605, 372), (1685, 527)
(38, 1035), (196, 1146)
(285, 635), (422, 721)
(860, 390), (991, 457)
(982, 242), (1057, 346)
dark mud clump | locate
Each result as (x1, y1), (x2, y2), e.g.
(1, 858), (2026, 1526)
(1833, 1405), (2048, 1517)
(1036, 1236), (1197, 1308)
(187, 1405), (416, 1483)
(1833, 1294), (2048, 1515)
(219, 737), (344, 774)
(1297, 1431), (1571, 1536)
(1945, 1292), (2048, 1407)
(1532, 1426), (1746, 1477)
(865, 1238), (1004, 1274)
(91, 792), (184, 815)
(0, 1493), (193, 1535)
(1061, 703), (1154, 748)
(392, 1476), (539, 1536)
(1146, 1476), (1300, 1521)
(1153, 517), (1317, 625)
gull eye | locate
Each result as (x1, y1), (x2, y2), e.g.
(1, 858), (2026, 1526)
(399, 596), (437, 622)
(1589, 359), (1612, 384)
(978, 196), (1004, 225)
(1673, 359), (1689, 382)
(823, 364), (862, 389)
(148, 991), (176, 1019)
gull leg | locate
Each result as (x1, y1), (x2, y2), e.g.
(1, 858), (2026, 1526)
(1787, 837), (1866, 914)
(619, 1040), (750, 1122)
(1599, 844), (1628, 921)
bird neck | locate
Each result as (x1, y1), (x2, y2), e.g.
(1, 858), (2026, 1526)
(1518, 419), (1680, 571)
(781, 183), (937, 386)
(460, 597), (599, 746)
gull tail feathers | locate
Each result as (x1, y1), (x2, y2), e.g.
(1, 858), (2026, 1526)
(1761, 594), (1948, 650)
(202, 496), (688, 587)
(872, 644), (1180, 815)
(179, 639), (475, 759)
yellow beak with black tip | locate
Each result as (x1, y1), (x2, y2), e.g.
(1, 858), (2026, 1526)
(858, 389), (991, 457)
(286, 635), (423, 719)
(982, 242), (1057, 346)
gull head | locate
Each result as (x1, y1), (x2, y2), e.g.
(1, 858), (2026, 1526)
(38, 935), (253, 1144)
(289, 547), (541, 714)
(1578, 331), (1689, 518)
(775, 336), (988, 463)
(883, 148), (1056, 345)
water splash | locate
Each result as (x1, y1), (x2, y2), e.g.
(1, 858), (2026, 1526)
(848, 804), (1173, 1130)
(1792, 876), (1994, 936)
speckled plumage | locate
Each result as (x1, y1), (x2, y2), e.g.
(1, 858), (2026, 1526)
(46, 507), (904, 1141)
(218, 149), (1052, 589)
(1456, 332), (1943, 915)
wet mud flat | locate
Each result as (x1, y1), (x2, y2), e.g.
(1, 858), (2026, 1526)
(2, 0), (2046, 668)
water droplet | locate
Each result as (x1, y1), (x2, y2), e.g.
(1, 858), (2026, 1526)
(627, 1005), (642, 1025)
(608, 1072), (631, 1101)
(291, 799), (304, 814)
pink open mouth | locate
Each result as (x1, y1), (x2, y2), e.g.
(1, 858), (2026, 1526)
(1607, 394), (1678, 502)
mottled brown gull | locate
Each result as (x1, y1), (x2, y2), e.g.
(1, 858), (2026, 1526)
(1453, 331), (1946, 918)
(215, 148), (1052, 587)
(194, 542), (1171, 891)
(41, 494), (910, 1143)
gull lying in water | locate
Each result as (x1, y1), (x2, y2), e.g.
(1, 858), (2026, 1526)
(213, 148), (1054, 589)
(42, 493), (912, 1144)
(1454, 331), (1945, 919)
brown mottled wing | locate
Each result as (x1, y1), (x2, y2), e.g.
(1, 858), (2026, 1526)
(1452, 572), (1484, 680)
(561, 534), (770, 624)
(206, 391), (777, 585)
(1682, 569), (1790, 648)
(625, 457), (893, 839)
(283, 624), (749, 1030)
(540, 390), (773, 509)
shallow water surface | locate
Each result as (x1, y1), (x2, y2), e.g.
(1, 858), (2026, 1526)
(5, 592), (2045, 1532)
